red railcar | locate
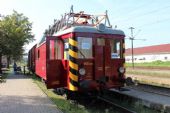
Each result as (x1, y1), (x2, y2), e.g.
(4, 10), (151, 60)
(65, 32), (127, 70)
(28, 44), (36, 73)
(28, 9), (126, 96)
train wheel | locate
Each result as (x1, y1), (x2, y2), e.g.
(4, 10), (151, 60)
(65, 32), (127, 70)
(125, 77), (134, 86)
(55, 88), (65, 95)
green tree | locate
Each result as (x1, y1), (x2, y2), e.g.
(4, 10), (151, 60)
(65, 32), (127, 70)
(0, 11), (34, 73)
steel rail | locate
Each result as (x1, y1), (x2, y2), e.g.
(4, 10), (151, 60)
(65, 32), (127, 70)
(129, 83), (170, 97)
(97, 96), (136, 113)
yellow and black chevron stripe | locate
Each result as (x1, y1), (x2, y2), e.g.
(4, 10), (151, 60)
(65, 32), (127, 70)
(68, 37), (79, 91)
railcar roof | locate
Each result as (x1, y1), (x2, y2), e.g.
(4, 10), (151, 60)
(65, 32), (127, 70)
(37, 26), (125, 46)
(53, 26), (125, 37)
(37, 35), (46, 47)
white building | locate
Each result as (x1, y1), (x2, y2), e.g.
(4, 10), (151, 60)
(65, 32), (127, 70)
(125, 44), (170, 63)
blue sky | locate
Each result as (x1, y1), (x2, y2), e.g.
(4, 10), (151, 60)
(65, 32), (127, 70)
(1, 0), (170, 51)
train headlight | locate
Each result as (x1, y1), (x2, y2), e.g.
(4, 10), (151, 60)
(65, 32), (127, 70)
(119, 67), (125, 73)
(79, 68), (86, 76)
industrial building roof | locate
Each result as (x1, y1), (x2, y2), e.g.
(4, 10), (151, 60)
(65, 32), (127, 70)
(126, 44), (170, 56)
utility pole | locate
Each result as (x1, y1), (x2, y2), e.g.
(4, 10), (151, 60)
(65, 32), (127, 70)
(129, 27), (135, 69)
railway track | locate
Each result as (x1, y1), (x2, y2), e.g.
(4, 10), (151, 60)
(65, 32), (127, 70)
(97, 96), (136, 113)
(53, 90), (137, 113)
(129, 83), (170, 97)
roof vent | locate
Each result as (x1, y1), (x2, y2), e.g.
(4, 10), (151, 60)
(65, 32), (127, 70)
(97, 23), (105, 32)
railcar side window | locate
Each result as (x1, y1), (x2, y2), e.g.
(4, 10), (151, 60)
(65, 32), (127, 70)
(37, 50), (40, 59)
(78, 37), (93, 59)
(64, 39), (69, 60)
(54, 40), (62, 59)
(49, 41), (53, 60)
(110, 39), (122, 59)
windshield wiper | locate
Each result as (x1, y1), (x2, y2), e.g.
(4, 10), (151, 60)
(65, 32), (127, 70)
(77, 48), (86, 58)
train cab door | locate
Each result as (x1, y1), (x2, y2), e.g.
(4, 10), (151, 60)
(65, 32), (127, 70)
(104, 39), (113, 86)
(96, 38), (124, 88)
(94, 38), (107, 83)
(94, 38), (120, 87)
(46, 36), (66, 89)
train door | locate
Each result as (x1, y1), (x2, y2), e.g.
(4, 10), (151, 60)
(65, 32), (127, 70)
(46, 36), (65, 89)
(108, 38), (125, 86)
(94, 38), (106, 82)
(105, 39), (121, 86)
(94, 37), (124, 88)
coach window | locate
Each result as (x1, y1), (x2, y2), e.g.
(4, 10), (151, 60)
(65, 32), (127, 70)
(64, 39), (69, 60)
(110, 39), (122, 59)
(78, 37), (93, 59)
(49, 41), (53, 59)
(37, 50), (40, 59)
(55, 40), (62, 59)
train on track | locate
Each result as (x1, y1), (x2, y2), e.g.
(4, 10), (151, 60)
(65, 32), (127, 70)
(28, 6), (127, 98)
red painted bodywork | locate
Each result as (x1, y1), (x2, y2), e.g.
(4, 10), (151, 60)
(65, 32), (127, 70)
(75, 33), (125, 90)
(46, 60), (67, 88)
(36, 43), (47, 80)
(28, 31), (125, 91)
(78, 59), (94, 81)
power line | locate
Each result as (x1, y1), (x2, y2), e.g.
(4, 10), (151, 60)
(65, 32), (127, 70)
(118, 16), (170, 30)
(138, 17), (170, 28)
(110, 0), (155, 22)
(115, 5), (170, 23)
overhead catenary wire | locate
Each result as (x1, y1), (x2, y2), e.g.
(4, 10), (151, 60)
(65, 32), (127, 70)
(129, 18), (170, 30)
(112, 0), (155, 22)
(114, 5), (170, 23)
(137, 17), (170, 28)
(119, 16), (170, 30)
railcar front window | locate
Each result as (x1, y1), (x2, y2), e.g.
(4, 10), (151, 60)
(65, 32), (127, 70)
(110, 39), (123, 59)
(78, 37), (93, 59)
(97, 38), (105, 46)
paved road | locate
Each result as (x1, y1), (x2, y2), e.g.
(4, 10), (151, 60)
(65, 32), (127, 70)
(0, 73), (62, 113)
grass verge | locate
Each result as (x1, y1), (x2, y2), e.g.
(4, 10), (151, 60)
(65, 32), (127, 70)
(0, 68), (11, 83)
(1, 68), (11, 78)
(126, 60), (170, 67)
(32, 75), (88, 113)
